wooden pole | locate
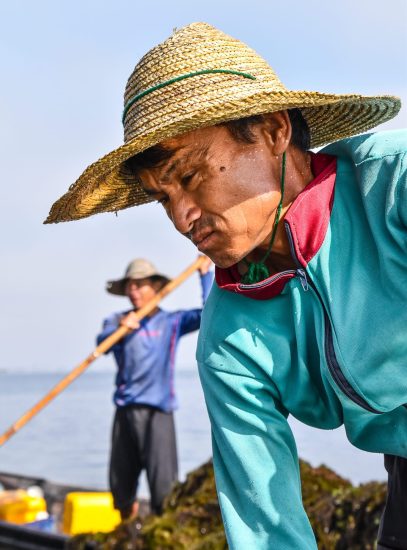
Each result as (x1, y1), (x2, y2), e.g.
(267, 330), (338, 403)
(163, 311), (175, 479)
(0, 256), (207, 448)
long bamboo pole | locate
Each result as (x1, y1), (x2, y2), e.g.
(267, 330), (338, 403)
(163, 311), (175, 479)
(0, 256), (207, 448)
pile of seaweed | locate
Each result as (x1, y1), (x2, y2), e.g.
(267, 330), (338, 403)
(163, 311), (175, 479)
(68, 459), (386, 550)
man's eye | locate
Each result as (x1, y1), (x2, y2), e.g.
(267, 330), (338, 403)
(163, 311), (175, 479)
(181, 172), (196, 186)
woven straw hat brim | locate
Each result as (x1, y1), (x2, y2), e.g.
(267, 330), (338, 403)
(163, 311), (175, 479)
(44, 21), (401, 224)
(45, 90), (400, 224)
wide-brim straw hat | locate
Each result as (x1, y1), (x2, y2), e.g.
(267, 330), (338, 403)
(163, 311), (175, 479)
(45, 22), (401, 224)
(107, 258), (170, 296)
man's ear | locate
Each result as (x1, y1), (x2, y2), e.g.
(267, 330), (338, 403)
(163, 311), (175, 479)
(260, 111), (292, 155)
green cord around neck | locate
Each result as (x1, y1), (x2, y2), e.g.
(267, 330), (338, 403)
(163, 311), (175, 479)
(241, 152), (286, 285)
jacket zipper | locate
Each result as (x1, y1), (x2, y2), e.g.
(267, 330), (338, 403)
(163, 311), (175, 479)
(284, 221), (381, 414)
(239, 270), (296, 290)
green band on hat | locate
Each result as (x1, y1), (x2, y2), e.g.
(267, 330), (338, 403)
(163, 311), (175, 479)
(122, 69), (256, 125)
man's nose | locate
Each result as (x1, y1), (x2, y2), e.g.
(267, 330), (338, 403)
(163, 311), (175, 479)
(169, 194), (201, 235)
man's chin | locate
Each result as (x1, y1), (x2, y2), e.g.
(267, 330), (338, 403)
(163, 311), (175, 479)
(209, 251), (243, 270)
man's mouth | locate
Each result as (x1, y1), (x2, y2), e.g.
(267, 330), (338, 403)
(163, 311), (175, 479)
(191, 230), (215, 251)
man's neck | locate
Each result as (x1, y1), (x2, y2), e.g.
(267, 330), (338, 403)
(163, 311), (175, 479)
(240, 148), (313, 274)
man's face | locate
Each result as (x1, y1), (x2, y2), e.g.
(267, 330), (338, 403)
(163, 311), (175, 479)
(139, 123), (283, 268)
(125, 278), (159, 309)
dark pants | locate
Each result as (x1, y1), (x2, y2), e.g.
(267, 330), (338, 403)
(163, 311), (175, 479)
(109, 405), (178, 514)
(377, 455), (407, 549)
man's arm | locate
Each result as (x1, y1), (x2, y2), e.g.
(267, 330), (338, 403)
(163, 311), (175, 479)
(96, 313), (124, 353)
(198, 255), (213, 302)
(178, 266), (214, 336)
(199, 361), (317, 549)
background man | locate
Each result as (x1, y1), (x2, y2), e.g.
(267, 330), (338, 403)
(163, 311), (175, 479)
(97, 256), (212, 518)
(48, 23), (406, 550)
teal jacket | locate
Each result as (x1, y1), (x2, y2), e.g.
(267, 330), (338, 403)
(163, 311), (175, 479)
(197, 130), (407, 549)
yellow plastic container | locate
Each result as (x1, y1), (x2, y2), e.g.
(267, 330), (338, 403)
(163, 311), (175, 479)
(0, 490), (47, 524)
(63, 492), (121, 535)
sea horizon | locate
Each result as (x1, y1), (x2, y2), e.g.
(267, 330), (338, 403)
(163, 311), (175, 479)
(0, 369), (386, 498)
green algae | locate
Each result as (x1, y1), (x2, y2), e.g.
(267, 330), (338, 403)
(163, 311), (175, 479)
(68, 459), (386, 549)
(299, 461), (386, 549)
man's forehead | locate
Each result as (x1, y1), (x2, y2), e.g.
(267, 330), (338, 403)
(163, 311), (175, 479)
(160, 125), (232, 162)
(155, 135), (215, 182)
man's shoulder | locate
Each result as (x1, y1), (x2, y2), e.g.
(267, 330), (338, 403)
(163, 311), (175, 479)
(149, 309), (180, 325)
(321, 129), (407, 166)
(104, 309), (130, 323)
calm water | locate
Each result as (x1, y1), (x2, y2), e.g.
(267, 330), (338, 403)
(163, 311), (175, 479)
(0, 370), (385, 497)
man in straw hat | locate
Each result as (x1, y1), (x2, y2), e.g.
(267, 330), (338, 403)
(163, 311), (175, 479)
(47, 22), (406, 550)
(97, 257), (213, 518)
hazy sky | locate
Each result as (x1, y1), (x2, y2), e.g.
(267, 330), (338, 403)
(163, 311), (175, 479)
(1, 0), (406, 372)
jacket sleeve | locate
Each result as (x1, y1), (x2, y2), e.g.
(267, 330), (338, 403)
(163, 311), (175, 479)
(397, 152), (407, 230)
(178, 271), (214, 336)
(96, 313), (123, 354)
(198, 361), (317, 550)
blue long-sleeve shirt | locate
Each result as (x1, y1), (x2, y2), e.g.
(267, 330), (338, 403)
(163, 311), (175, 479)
(97, 271), (213, 412)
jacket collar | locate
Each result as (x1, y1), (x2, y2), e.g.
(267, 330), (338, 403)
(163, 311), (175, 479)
(215, 152), (337, 300)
